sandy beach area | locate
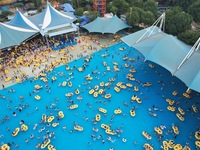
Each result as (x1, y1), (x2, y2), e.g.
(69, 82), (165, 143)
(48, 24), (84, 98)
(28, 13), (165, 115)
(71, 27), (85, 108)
(0, 34), (122, 90)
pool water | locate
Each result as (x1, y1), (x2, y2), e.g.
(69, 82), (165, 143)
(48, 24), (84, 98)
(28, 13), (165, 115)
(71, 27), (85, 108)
(0, 42), (199, 150)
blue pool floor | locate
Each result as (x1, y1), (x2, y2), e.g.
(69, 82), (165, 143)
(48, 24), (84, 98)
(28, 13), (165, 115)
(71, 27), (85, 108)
(0, 42), (199, 150)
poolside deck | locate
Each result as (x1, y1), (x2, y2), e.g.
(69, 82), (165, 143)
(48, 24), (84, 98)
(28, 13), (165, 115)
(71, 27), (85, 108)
(0, 34), (122, 90)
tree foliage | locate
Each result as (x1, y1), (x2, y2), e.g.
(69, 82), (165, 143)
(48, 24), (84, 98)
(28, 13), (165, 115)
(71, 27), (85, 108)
(0, 11), (13, 22)
(178, 27), (200, 45)
(107, 2), (118, 14)
(13, 2), (24, 8)
(175, 0), (198, 12)
(143, 0), (158, 17)
(165, 7), (193, 35)
(187, 0), (200, 23)
(107, 0), (129, 15)
(86, 10), (100, 21)
(126, 7), (140, 26)
(75, 7), (84, 16)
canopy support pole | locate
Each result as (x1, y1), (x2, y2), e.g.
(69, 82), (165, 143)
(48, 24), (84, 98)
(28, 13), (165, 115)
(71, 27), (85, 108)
(45, 35), (50, 48)
(174, 37), (200, 73)
(136, 13), (165, 44)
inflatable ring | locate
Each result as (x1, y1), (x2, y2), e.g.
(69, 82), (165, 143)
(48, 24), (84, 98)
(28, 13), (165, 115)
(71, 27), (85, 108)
(192, 105), (198, 113)
(69, 104), (78, 110)
(47, 116), (54, 123)
(172, 91), (178, 96)
(173, 144), (182, 150)
(105, 129), (115, 135)
(75, 89), (80, 95)
(95, 114), (101, 121)
(143, 143), (153, 150)
(162, 140), (169, 149)
(62, 81), (67, 87)
(142, 131), (152, 140)
(5, 77), (11, 82)
(172, 125), (179, 134)
(116, 82), (122, 87)
(167, 106), (176, 112)
(100, 82), (104, 87)
(126, 83), (133, 87)
(21, 124), (28, 131)
(94, 85), (99, 91)
(15, 78), (21, 83)
(78, 67), (83, 72)
(41, 139), (51, 149)
(134, 86), (139, 91)
(136, 98), (142, 104)
(52, 122), (58, 127)
(89, 89), (94, 95)
(130, 109), (135, 117)
(129, 69), (136, 73)
(12, 127), (20, 136)
(58, 111), (64, 119)
(125, 63), (129, 68)
(101, 124), (110, 130)
(93, 92), (98, 97)
(107, 66), (110, 71)
(114, 86), (120, 92)
(132, 95), (137, 100)
(183, 93), (191, 98)
(74, 125), (83, 131)
(42, 114), (47, 122)
(195, 131), (200, 140)
(154, 127), (163, 134)
(168, 140), (175, 148)
(68, 81), (72, 87)
(103, 62), (107, 66)
(98, 89), (104, 95)
(34, 85), (42, 89)
(105, 94), (111, 99)
(120, 85), (126, 89)
(65, 92), (73, 97)
(98, 108), (107, 114)
(35, 95), (41, 100)
(176, 113), (184, 121)
(48, 144), (56, 150)
(195, 141), (200, 148)
(178, 107), (185, 115)
(114, 109), (122, 114)
(52, 76), (57, 81)
(1, 144), (10, 150)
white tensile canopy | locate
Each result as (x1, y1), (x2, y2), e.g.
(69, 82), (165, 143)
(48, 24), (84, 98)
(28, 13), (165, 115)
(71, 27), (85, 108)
(121, 13), (200, 93)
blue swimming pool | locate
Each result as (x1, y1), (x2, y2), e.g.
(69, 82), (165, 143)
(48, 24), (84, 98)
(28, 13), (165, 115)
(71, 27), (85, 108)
(0, 42), (199, 150)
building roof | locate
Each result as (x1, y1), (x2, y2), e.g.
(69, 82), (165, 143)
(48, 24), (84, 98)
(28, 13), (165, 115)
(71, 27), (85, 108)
(0, 23), (37, 50)
(82, 15), (130, 34)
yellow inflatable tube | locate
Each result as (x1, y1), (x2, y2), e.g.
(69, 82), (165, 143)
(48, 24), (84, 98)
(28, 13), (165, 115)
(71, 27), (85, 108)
(41, 139), (51, 149)
(12, 127), (20, 136)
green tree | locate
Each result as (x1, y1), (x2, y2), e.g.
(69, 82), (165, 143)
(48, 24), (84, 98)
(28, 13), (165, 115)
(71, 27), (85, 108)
(112, 0), (129, 15)
(178, 29), (200, 45)
(134, 7), (146, 24)
(0, 11), (13, 22)
(86, 10), (100, 21)
(13, 2), (24, 8)
(75, 7), (84, 16)
(107, 2), (118, 14)
(126, 7), (140, 26)
(131, 0), (144, 8)
(143, 11), (155, 26)
(187, 0), (200, 23)
(175, 0), (198, 12)
(165, 7), (193, 35)
(143, 0), (158, 17)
